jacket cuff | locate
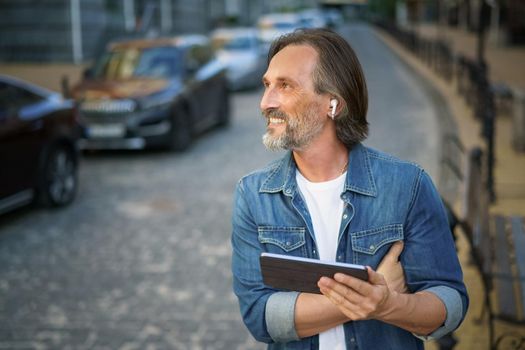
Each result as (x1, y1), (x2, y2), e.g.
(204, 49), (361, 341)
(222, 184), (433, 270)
(265, 291), (301, 342)
(413, 286), (463, 341)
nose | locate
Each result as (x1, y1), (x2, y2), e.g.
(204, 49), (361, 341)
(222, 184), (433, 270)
(260, 85), (279, 112)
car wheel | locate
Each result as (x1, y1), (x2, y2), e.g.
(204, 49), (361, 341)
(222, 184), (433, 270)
(217, 84), (231, 127)
(168, 107), (192, 151)
(40, 145), (77, 207)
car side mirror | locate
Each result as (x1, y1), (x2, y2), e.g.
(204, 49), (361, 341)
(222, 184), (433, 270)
(83, 67), (94, 79)
(185, 62), (199, 79)
(61, 75), (71, 99)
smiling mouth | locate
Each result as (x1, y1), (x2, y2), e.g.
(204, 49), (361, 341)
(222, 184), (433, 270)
(268, 117), (285, 125)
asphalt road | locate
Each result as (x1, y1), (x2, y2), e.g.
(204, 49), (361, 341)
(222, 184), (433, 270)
(0, 23), (442, 350)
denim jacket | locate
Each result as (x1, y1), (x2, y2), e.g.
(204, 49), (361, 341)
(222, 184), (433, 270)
(231, 143), (468, 350)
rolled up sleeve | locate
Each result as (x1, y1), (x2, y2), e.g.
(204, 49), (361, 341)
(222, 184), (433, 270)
(413, 286), (464, 341)
(265, 291), (301, 342)
(403, 170), (469, 340)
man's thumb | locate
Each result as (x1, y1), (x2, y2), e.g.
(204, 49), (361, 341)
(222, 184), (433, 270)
(367, 266), (386, 285)
(385, 241), (404, 261)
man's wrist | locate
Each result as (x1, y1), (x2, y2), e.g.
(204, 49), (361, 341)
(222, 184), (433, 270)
(378, 289), (406, 322)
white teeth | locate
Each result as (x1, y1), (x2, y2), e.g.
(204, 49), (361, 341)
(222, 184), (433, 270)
(269, 118), (284, 124)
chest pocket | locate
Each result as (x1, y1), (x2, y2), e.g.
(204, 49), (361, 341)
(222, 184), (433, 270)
(351, 224), (403, 265)
(258, 226), (306, 256)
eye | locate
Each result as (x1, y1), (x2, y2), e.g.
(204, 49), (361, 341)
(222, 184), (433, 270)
(280, 81), (290, 89)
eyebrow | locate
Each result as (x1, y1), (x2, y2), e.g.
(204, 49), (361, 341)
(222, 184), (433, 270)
(262, 76), (297, 86)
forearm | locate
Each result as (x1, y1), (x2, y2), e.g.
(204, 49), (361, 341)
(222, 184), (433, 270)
(295, 293), (350, 338)
(380, 291), (446, 335)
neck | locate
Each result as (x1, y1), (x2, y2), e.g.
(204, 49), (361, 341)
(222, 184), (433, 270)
(293, 136), (349, 183)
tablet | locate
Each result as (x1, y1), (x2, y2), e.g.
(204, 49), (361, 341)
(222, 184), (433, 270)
(260, 252), (368, 294)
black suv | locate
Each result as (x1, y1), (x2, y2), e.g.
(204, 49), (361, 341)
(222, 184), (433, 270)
(73, 34), (230, 151)
(0, 75), (80, 215)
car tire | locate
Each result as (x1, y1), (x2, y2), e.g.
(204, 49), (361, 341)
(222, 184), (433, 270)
(168, 106), (192, 151)
(39, 144), (78, 207)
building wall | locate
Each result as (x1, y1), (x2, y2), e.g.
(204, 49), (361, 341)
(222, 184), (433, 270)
(0, 0), (71, 61)
(0, 0), (111, 62)
(0, 0), (324, 63)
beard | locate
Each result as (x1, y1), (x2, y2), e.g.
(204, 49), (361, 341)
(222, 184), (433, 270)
(262, 102), (324, 151)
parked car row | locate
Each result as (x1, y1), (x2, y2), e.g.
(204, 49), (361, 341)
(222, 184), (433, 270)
(0, 8), (343, 216)
(257, 8), (343, 51)
(72, 7), (342, 152)
(211, 8), (344, 91)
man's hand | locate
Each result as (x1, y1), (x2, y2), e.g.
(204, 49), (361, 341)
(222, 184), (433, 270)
(377, 241), (407, 293)
(318, 266), (396, 321)
(294, 241), (446, 337)
(316, 241), (406, 322)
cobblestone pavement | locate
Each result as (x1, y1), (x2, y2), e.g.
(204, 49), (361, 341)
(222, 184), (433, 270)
(0, 23), (443, 349)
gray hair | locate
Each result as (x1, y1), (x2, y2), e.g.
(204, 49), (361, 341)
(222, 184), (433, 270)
(268, 28), (369, 147)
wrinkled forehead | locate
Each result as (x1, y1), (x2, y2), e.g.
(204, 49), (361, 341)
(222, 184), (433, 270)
(264, 44), (318, 87)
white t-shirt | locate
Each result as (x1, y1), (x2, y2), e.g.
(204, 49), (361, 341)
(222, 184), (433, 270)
(296, 170), (347, 350)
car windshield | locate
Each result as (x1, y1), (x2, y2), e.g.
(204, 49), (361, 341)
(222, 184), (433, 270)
(212, 36), (254, 51)
(93, 46), (182, 79)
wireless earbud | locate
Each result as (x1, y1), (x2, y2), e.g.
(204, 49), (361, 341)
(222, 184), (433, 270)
(330, 99), (338, 119)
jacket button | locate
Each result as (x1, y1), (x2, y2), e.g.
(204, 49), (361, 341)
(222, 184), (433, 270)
(369, 245), (375, 250)
(343, 214), (348, 219)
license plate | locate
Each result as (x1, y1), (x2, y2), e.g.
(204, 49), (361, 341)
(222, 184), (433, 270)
(87, 124), (125, 138)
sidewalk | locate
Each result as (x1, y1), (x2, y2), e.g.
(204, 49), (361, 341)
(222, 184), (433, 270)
(375, 23), (525, 349)
(0, 63), (86, 92)
(415, 23), (525, 217)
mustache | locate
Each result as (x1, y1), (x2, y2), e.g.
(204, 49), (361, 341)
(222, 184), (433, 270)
(262, 109), (288, 120)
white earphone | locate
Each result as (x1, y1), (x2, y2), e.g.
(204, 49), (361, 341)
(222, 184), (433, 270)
(330, 99), (338, 119)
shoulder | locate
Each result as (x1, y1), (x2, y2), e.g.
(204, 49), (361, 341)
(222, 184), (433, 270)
(236, 156), (285, 192)
(362, 146), (428, 198)
(365, 146), (422, 170)
(365, 146), (423, 177)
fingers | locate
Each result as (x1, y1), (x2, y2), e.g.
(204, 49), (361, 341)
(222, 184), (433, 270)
(365, 266), (387, 286)
(318, 276), (364, 310)
(384, 241), (404, 262)
(319, 276), (363, 302)
(318, 271), (390, 320)
(318, 269), (385, 302)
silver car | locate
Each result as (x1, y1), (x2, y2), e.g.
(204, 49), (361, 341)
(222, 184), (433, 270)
(211, 27), (267, 91)
(257, 13), (302, 52)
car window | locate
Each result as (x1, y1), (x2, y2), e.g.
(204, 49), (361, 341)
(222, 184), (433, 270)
(185, 44), (213, 72)
(212, 35), (256, 51)
(93, 46), (183, 79)
(0, 82), (43, 119)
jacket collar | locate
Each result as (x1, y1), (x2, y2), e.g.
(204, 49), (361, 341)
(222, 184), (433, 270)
(259, 143), (377, 197)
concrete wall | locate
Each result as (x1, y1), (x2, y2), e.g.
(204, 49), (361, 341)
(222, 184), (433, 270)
(0, 0), (109, 62)
(0, 0), (322, 63)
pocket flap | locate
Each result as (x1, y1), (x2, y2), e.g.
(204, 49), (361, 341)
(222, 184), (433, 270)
(351, 224), (403, 255)
(258, 226), (306, 252)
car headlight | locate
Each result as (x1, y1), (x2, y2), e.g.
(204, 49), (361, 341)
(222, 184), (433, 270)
(140, 94), (173, 110)
(81, 99), (136, 113)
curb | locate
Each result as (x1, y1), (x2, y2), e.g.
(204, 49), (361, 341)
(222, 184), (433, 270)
(371, 27), (462, 206)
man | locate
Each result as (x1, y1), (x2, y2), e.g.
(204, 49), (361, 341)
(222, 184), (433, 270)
(231, 28), (468, 350)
